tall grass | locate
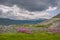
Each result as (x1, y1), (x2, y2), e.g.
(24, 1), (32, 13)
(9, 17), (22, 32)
(0, 32), (60, 40)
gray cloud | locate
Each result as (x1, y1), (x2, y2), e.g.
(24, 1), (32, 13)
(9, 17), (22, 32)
(0, 5), (51, 20)
(0, 0), (60, 11)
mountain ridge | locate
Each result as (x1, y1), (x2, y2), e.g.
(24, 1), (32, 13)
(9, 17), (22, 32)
(0, 18), (47, 25)
(53, 14), (60, 18)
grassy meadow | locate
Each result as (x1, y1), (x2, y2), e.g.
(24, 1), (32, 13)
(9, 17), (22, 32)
(0, 32), (60, 40)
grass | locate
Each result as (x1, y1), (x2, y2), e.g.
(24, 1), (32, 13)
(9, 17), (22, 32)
(0, 32), (60, 40)
(31, 24), (52, 28)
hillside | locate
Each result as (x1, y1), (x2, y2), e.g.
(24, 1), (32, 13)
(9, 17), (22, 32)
(53, 14), (60, 18)
(39, 14), (60, 27)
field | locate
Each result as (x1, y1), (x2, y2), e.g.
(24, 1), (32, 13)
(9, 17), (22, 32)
(0, 32), (60, 40)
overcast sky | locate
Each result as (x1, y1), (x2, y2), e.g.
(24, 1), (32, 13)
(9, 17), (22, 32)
(0, 0), (60, 20)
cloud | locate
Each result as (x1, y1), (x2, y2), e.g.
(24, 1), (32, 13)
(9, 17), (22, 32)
(0, 5), (51, 20)
(0, 0), (60, 20)
(0, 0), (60, 11)
(46, 6), (57, 11)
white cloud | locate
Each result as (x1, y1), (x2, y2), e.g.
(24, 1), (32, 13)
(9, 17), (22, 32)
(46, 6), (57, 11)
(0, 5), (51, 20)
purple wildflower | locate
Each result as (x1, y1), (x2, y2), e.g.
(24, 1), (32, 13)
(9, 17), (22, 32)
(48, 28), (60, 33)
(17, 27), (25, 32)
(17, 27), (33, 34)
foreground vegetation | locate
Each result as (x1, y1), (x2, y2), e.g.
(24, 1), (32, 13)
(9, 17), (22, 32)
(0, 23), (60, 40)
(0, 18), (60, 40)
(0, 32), (60, 40)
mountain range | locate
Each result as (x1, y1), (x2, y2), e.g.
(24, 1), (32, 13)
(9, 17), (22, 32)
(0, 18), (47, 25)
(0, 14), (60, 25)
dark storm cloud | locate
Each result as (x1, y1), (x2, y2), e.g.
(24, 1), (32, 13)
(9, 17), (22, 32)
(0, 0), (60, 11)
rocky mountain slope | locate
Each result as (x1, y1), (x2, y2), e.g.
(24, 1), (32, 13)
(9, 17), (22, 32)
(40, 14), (60, 32)
(53, 14), (60, 18)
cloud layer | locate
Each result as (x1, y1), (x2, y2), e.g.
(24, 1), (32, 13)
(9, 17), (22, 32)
(0, 0), (59, 20)
(0, 5), (52, 20)
(0, 0), (60, 11)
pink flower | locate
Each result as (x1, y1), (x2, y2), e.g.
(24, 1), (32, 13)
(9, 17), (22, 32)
(49, 28), (60, 33)
(17, 27), (25, 32)
(17, 27), (33, 34)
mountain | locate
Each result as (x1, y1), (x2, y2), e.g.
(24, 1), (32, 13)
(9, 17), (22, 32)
(40, 14), (60, 24)
(39, 14), (60, 29)
(49, 14), (60, 30)
(0, 18), (47, 25)
(53, 14), (60, 18)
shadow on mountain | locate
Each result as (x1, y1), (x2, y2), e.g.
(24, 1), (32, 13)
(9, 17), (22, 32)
(0, 18), (47, 25)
